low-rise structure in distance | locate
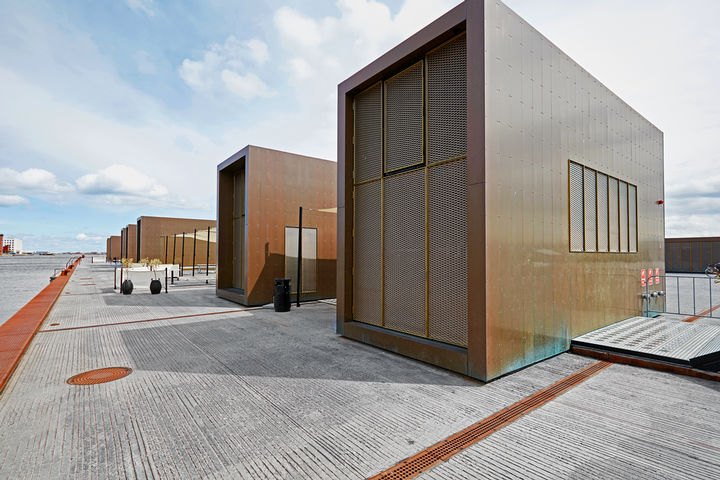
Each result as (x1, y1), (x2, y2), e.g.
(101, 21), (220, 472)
(2, 237), (22, 254)
(106, 235), (121, 262)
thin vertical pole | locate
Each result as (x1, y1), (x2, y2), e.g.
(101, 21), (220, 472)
(710, 277), (713, 318)
(120, 266), (123, 293)
(165, 267), (168, 293)
(692, 277), (696, 315)
(181, 232), (185, 277)
(206, 226), (210, 277)
(677, 276), (680, 314)
(164, 236), (168, 264)
(192, 228), (197, 276)
(297, 206), (302, 307)
(114, 264), (117, 290)
(172, 234), (177, 270)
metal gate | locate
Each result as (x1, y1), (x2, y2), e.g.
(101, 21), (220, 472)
(644, 274), (720, 320)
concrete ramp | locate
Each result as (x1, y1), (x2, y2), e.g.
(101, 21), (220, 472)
(572, 316), (720, 371)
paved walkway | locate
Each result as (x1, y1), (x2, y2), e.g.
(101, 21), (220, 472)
(0, 261), (719, 479)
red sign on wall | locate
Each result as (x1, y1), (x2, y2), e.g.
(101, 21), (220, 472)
(641, 269), (646, 287)
(648, 267), (654, 286)
(655, 268), (660, 285)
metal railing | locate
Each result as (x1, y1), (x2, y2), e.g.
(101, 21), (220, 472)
(643, 274), (720, 319)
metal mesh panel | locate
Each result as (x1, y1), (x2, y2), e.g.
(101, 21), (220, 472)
(354, 181), (382, 326)
(383, 169), (426, 336)
(619, 181), (628, 252)
(354, 84), (382, 183)
(427, 35), (466, 165)
(628, 184), (637, 252)
(384, 62), (423, 172)
(583, 167), (597, 252)
(597, 173), (609, 252)
(609, 177), (619, 252)
(429, 159), (467, 346)
(680, 242), (692, 273)
(569, 162), (584, 252)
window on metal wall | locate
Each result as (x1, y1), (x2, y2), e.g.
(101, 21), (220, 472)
(569, 161), (638, 253)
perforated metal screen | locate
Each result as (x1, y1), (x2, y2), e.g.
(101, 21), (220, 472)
(597, 173), (609, 252)
(569, 162), (584, 252)
(609, 177), (619, 252)
(384, 62), (423, 172)
(628, 184), (637, 252)
(619, 181), (628, 252)
(383, 170), (426, 336)
(354, 84), (383, 183)
(583, 167), (597, 252)
(427, 35), (466, 165)
(354, 181), (382, 326)
(429, 159), (467, 346)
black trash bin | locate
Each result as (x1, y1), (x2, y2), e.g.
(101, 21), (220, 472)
(273, 278), (291, 312)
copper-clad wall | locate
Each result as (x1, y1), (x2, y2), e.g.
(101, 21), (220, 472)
(121, 224), (137, 261)
(217, 146), (336, 306)
(482, 0), (664, 379)
(106, 236), (121, 262)
(666, 237), (720, 273)
(136, 216), (216, 266)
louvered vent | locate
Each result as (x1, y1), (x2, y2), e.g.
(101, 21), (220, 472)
(384, 62), (423, 172)
(427, 35), (466, 165)
(619, 181), (628, 252)
(584, 167), (597, 252)
(383, 169), (426, 336)
(569, 162), (584, 252)
(628, 184), (637, 252)
(609, 177), (619, 252)
(354, 181), (382, 326)
(428, 159), (467, 347)
(597, 173), (609, 252)
(354, 84), (382, 183)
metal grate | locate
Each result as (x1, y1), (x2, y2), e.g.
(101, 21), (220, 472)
(619, 180), (628, 252)
(608, 177), (619, 252)
(427, 35), (466, 165)
(67, 367), (132, 385)
(583, 167), (597, 252)
(569, 162), (584, 252)
(384, 62), (424, 172)
(597, 173), (609, 252)
(428, 159), (467, 346)
(369, 361), (612, 480)
(384, 169), (426, 336)
(354, 84), (383, 183)
(354, 181), (382, 326)
(628, 184), (637, 252)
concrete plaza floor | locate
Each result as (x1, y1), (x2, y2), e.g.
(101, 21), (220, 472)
(0, 261), (719, 479)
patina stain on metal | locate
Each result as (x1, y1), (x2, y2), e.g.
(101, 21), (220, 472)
(337, 0), (664, 381)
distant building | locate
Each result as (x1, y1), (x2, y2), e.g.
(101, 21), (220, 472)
(119, 224), (137, 261)
(135, 216), (216, 266)
(0, 234), (3, 255)
(106, 235), (121, 262)
(2, 237), (22, 254)
(216, 145), (337, 306)
(666, 237), (720, 273)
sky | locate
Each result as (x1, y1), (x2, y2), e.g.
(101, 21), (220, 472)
(0, 0), (718, 252)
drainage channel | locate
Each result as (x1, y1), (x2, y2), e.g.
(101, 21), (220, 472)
(368, 360), (612, 480)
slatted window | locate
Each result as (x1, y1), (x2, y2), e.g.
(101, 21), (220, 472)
(569, 161), (637, 254)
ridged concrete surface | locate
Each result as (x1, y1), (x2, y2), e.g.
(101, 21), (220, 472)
(1, 262), (719, 479)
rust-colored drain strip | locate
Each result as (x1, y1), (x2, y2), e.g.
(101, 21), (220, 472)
(368, 360), (612, 480)
(683, 302), (720, 322)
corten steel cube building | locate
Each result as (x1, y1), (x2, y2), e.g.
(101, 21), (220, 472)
(337, 0), (665, 381)
(135, 216), (216, 266)
(106, 235), (121, 262)
(120, 224), (137, 261)
(666, 237), (720, 273)
(217, 145), (337, 306)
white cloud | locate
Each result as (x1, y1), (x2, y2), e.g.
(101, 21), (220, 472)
(126, 0), (155, 17)
(221, 70), (274, 99)
(179, 36), (271, 98)
(76, 164), (168, 199)
(76, 233), (104, 241)
(0, 194), (29, 206)
(0, 167), (73, 194)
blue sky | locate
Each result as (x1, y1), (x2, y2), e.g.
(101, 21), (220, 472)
(0, 0), (719, 252)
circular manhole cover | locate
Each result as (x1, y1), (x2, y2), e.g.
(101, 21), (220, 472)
(67, 367), (132, 385)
